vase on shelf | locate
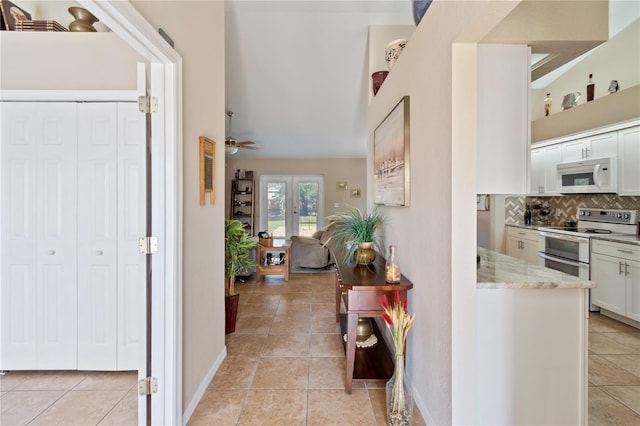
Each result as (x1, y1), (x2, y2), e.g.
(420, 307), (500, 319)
(411, 0), (433, 26)
(354, 242), (376, 265)
(68, 6), (99, 32)
(385, 39), (408, 70)
(385, 245), (400, 283)
(386, 353), (414, 426)
(372, 71), (389, 96)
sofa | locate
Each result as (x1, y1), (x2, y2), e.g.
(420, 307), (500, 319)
(290, 225), (337, 269)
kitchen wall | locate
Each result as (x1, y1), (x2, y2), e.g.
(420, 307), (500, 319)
(505, 195), (640, 226)
(225, 157), (367, 231)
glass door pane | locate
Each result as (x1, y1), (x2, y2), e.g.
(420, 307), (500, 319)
(266, 181), (287, 238)
(295, 180), (319, 237)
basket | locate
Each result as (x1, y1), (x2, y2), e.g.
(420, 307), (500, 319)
(259, 238), (273, 247)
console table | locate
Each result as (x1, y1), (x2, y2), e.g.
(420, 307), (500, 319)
(257, 243), (290, 282)
(335, 256), (413, 393)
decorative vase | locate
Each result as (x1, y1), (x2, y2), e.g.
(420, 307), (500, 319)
(372, 71), (389, 96)
(411, 0), (433, 26)
(354, 242), (376, 265)
(385, 39), (408, 70)
(356, 317), (373, 341)
(385, 245), (401, 283)
(225, 293), (240, 334)
(68, 6), (99, 32)
(386, 354), (414, 426)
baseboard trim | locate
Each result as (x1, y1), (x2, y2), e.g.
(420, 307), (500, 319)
(181, 346), (227, 424)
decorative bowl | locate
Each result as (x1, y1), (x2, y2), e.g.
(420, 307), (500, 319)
(385, 39), (408, 70)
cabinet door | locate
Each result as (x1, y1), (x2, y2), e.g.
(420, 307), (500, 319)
(625, 259), (640, 322)
(588, 131), (617, 158)
(618, 126), (640, 196)
(77, 103), (118, 370)
(116, 102), (145, 370)
(530, 148), (544, 193)
(562, 139), (587, 161)
(521, 238), (540, 264)
(543, 144), (562, 194)
(506, 236), (523, 259)
(591, 252), (626, 316)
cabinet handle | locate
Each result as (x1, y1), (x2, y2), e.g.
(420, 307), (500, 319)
(619, 261), (624, 275)
(48, 250), (55, 255)
(625, 262), (629, 276)
(96, 250), (104, 256)
(617, 249), (633, 255)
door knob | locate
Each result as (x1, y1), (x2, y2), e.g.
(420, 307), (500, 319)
(48, 250), (55, 255)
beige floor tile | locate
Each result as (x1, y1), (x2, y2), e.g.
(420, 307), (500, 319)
(601, 354), (640, 377)
(307, 389), (376, 425)
(238, 301), (279, 318)
(310, 334), (344, 357)
(226, 334), (267, 355)
(589, 387), (640, 425)
(187, 389), (247, 425)
(209, 355), (260, 390)
(275, 302), (312, 316)
(589, 355), (640, 386)
(0, 390), (65, 425)
(75, 371), (137, 391)
(604, 331), (640, 353)
(0, 371), (32, 391)
(30, 390), (126, 426)
(252, 357), (309, 389)
(235, 316), (273, 335)
(308, 357), (345, 389)
(280, 292), (312, 304)
(311, 303), (336, 318)
(13, 371), (89, 391)
(262, 334), (311, 357)
(244, 292), (282, 305)
(590, 332), (637, 355)
(601, 386), (640, 415)
(270, 313), (311, 334)
(590, 314), (640, 334)
(98, 389), (137, 425)
(237, 389), (307, 426)
(311, 316), (341, 334)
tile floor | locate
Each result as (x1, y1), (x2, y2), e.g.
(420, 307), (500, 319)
(2, 272), (639, 425)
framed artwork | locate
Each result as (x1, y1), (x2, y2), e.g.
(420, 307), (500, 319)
(336, 181), (348, 191)
(350, 189), (361, 198)
(374, 96), (410, 206)
(0, 1), (31, 30)
(199, 136), (215, 205)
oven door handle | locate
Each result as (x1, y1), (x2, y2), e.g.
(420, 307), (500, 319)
(538, 231), (590, 244)
(537, 252), (588, 268)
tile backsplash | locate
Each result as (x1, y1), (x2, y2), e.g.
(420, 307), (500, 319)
(505, 195), (640, 226)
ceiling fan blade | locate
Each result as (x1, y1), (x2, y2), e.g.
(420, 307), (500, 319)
(239, 145), (260, 150)
(237, 141), (255, 146)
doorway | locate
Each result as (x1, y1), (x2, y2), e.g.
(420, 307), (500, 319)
(260, 175), (324, 238)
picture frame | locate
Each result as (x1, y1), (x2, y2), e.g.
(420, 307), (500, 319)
(350, 189), (361, 198)
(336, 181), (348, 191)
(374, 95), (410, 206)
(199, 136), (216, 205)
(0, 0), (31, 31)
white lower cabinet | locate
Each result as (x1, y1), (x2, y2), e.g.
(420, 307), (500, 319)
(1, 101), (144, 371)
(591, 239), (640, 322)
(506, 227), (539, 263)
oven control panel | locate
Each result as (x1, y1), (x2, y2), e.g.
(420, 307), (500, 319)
(578, 208), (638, 225)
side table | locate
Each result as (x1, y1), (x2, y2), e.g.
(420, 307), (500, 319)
(256, 244), (290, 282)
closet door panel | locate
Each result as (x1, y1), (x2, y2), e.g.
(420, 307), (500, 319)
(35, 103), (77, 369)
(117, 102), (145, 370)
(77, 103), (118, 370)
(1, 103), (38, 368)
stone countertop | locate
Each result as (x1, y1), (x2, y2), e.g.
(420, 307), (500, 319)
(505, 223), (541, 230)
(477, 247), (594, 289)
(591, 234), (640, 247)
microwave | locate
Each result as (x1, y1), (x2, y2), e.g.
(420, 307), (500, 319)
(557, 156), (617, 194)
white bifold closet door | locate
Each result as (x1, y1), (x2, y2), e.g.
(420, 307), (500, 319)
(1, 102), (78, 370)
(77, 102), (145, 371)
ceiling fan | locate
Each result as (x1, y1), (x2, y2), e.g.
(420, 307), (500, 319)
(225, 110), (259, 154)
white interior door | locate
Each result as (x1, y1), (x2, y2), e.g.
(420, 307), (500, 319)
(260, 175), (324, 239)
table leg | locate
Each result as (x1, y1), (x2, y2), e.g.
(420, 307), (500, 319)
(345, 312), (358, 394)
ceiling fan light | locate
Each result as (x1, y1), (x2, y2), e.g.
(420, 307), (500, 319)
(225, 145), (239, 154)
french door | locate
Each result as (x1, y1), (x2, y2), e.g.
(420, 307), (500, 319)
(260, 175), (324, 239)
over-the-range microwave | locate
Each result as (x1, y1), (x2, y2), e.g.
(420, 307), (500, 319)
(556, 156), (617, 194)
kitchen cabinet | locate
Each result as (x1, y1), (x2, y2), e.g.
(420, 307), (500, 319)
(506, 227), (539, 263)
(230, 178), (255, 235)
(561, 131), (617, 161)
(529, 144), (561, 194)
(476, 44), (530, 194)
(591, 239), (640, 322)
(618, 126), (640, 196)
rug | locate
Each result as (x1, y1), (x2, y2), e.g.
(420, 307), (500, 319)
(290, 264), (336, 274)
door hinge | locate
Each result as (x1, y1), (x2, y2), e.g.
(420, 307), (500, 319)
(138, 95), (158, 114)
(139, 236), (158, 254)
(138, 377), (158, 395)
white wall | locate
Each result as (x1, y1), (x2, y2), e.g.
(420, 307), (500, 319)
(130, 1), (226, 416)
(366, 2), (519, 424)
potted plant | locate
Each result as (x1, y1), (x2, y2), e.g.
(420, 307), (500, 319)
(324, 204), (384, 265)
(224, 218), (259, 333)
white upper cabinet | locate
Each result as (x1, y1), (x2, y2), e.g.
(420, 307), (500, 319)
(561, 131), (618, 162)
(529, 144), (561, 195)
(618, 126), (640, 196)
(477, 44), (530, 194)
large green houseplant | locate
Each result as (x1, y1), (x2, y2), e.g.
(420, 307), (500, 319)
(324, 204), (384, 265)
(224, 219), (259, 333)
